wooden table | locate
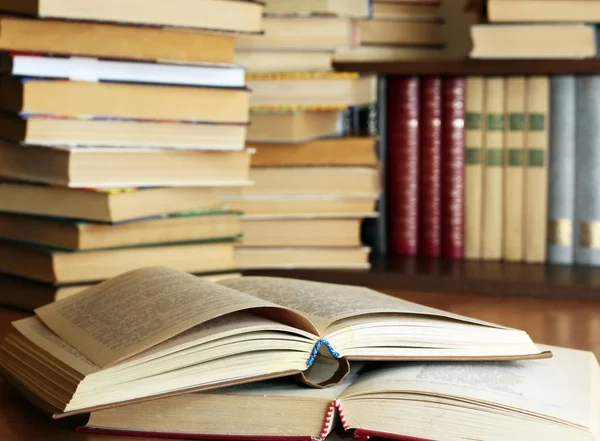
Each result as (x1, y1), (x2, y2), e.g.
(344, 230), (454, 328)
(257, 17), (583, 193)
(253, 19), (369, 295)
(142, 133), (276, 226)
(1, 288), (600, 440)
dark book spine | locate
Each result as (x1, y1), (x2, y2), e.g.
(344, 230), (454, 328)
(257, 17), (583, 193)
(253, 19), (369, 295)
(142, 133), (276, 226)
(387, 76), (420, 256)
(441, 77), (466, 259)
(418, 76), (443, 257)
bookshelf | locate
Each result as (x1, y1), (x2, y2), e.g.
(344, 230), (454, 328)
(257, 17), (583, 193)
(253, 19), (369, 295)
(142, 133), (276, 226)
(252, 257), (600, 301)
(333, 59), (600, 76)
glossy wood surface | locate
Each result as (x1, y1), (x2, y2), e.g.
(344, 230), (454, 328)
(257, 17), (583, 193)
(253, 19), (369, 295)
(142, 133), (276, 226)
(333, 59), (600, 76)
(254, 256), (600, 300)
(1, 284), (600, 439)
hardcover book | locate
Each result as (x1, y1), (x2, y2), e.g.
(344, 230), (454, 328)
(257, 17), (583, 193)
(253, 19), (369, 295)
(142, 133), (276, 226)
(0, 268), (546, 418)
(79, 345), (596, 441)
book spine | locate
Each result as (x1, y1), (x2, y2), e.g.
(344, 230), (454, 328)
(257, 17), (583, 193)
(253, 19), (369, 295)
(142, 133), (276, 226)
(548, 76), (576, 265)
(575, 76), (600, 266)
(503, 77), (526, 262)
(464, 76), (485, 259)
(441, 77), (466, 260)
(524, 76), (550, 263)
(482, 77), (505, 261)
(418, 76), (442, 257)
(362, 76), (387, 254)
(387, 76), (420, 256)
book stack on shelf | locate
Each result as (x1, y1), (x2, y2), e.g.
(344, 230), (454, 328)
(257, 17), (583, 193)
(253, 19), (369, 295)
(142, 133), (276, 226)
(229, 1), (384, 270)
(0, 267), (598, 441)
(336, 0), (444, 62)
(235, 0), (456, 71)
(470, 0), (600, 58)
(387, 71), (600, 269)
(0, 0), (264, 310)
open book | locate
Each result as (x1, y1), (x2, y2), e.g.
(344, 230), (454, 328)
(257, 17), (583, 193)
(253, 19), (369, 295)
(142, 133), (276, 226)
(80, 345), (599, 441)
(0, 266), (547, 418)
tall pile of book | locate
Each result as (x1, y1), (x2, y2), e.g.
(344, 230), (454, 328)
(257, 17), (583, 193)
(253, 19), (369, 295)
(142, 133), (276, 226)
(229, 1), (384, 269)
(0, 0), (264, 310)
(470, 0), (600, 58)
(0, 267), (598, 441)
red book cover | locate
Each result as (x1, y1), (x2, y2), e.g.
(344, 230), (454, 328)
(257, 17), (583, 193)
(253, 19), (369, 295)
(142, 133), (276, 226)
(387, 76), (420, 256)
(78, 426), (315, 441)
(441, 77), (466, 260)
(418, 77), (442, 257)
(354, 429), (431, 441)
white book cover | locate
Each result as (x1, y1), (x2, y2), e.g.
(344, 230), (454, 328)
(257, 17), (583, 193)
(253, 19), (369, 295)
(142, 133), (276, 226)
(7, 55), (246, 88)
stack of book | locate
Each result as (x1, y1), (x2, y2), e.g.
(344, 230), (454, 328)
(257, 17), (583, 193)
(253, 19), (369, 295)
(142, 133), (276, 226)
(230, 1), (383, 269)
(470, 0), (600, 58)
(224, 74), (379, 269)
(0, 0), (264, 309)
(0, 267), (598, 441)
(336, 0), (445, 62)
(235, 0), (453, 71)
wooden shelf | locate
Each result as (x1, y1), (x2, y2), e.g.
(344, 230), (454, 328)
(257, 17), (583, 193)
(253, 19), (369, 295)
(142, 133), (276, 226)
(248, 256), (600, 301)
(333, 59), (600, 76)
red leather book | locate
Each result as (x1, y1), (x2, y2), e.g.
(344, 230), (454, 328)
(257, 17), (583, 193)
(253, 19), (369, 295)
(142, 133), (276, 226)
(418, 77), (442, 257)
(387, 76), (420, 256)
(441, 77), (466, 260)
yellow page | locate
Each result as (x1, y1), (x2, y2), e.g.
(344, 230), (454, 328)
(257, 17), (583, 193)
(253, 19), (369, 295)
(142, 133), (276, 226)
(13, 316), (99, 376)
(218, 277), (507, 333)
(35, 267), (315, 368)
(341, 345), (596, 429)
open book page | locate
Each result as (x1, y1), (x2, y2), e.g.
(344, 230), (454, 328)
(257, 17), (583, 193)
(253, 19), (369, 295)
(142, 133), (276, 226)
(35, 267), (314, 368)
(341, 345), (597, 429)
(218, 276), (508, 333)
(110, 311), (317, 371)
(12, 316), (99, 376)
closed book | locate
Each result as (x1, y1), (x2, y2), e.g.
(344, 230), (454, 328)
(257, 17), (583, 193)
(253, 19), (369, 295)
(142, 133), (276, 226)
(441, 77), (465, 260)
(79, 345), (593, 441)
(240, 218), (363, 247)
(0, 16), (237, 64)
(387, 77), (420, 256)
(503, 77), (526, 262)
(418, 77), (442, 258)
(548, 76), (576, 265)
(263, 0), (371, 17)
(246, 73), (377, 109)
(0, 240), (237, 284)
(0, 183), (221, 223)
(575, 76), (600, 266)
(0, 114), (247, 150)
(250, 137), (378, 167)
(524, 76), (550, 263)
(0, 54), (246, 88)
(0, 143), (252, 188)
(247, 111), (342, 143)
(0, 0), (264, 33)
(481, 77), (505, 261)
(470, 24), (599, 59)
(0, 210), (241, 251)
(235, 246), (372, 270)
(488, 0), (600, 23)
(0, 77), (250, 123)
(464, 76), (485, 259)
